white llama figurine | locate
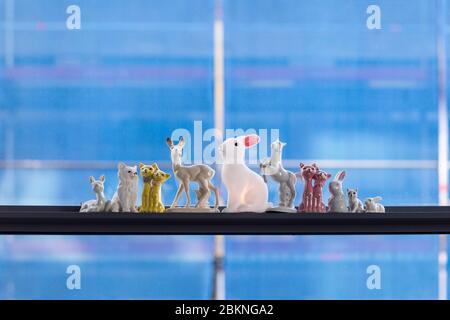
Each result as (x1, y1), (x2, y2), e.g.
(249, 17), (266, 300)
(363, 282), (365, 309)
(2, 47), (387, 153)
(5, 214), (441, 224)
(260, 139), (296, 212)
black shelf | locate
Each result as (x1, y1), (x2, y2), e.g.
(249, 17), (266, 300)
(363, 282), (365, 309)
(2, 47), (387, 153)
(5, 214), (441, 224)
(0, 205), (449, 235)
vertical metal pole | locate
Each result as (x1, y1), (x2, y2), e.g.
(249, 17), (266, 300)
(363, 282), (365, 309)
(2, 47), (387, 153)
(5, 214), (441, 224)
(437, 0), (448, 301)
(212, 0), (226, 300)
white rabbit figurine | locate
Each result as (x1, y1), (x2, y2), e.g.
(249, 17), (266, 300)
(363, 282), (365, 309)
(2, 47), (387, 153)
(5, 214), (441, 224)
(364, 197), (385, 213)
(110, 162), (139, 212)
(327, 170), (347, 212)
(219, 134), (271, 213)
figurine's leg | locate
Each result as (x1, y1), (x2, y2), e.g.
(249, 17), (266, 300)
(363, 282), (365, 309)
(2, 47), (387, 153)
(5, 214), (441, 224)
(209, 182), (219, 209)
(171, 184), (184, 208)
(182, 180), (191, 208)
(196, 180), (210, 208)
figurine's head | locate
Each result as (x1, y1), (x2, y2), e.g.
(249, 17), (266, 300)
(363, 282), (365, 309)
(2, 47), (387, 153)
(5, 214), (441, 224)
(271, 139), (286, 153)
(347, 188), (359, 200)
(329, 170), (346, 195)
(139, 163), (158, 180)
(314, 170), (331, 185)
(152, 169), (171, 186)
(299, 163), (318, 181)
(218, 134), (260, 164)
(166, 137), (185, 164)
(118, 162), (138, 181)
(89, 175), (105, 194)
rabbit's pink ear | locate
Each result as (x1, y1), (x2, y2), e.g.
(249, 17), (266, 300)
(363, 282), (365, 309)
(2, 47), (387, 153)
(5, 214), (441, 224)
(337, 170), (346, 181)
(244, 134), (259, 148)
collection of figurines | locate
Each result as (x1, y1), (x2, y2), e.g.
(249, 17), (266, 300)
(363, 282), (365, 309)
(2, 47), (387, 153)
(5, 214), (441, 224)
(80, 134), (385, 214)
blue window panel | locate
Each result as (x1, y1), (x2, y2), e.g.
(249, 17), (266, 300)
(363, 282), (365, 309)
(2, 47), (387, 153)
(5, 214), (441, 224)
(225, 235), (438, 299)
(0, 235), (214, 299)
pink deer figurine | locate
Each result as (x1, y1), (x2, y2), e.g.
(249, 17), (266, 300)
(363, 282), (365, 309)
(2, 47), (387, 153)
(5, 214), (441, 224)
(297, 163), (318, 212)
(312, 170), (331, 213)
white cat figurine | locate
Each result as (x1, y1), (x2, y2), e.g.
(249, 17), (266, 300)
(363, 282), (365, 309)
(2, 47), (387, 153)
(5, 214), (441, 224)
(219, 134), (271, 213)
(110, 162), (139, 212)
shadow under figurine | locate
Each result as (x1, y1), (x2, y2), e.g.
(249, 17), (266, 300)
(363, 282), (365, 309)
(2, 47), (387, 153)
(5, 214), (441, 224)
(166, 136), (219, 212)
(80, 175), (111, 212)
(260, 139), (296, 213)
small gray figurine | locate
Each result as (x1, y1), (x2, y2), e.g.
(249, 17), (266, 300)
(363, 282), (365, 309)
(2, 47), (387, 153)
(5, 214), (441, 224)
(327, 170), (347, 212)
(347, 188), (364, 213)
(364, 197), (385, 213)
(260, 139), (296, 212)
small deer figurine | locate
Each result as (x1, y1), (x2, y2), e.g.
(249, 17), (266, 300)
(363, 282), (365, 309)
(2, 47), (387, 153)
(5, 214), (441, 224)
(166, 136), (219, 210)
(297, 163), (318, 212)
(312, 170), (331, 213)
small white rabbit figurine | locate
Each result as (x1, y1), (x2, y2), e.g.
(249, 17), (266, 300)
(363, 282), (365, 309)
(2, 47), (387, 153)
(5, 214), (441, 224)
(327, 170), (347, 212)
(365, 197), (385, 213)
(219, 134), (271, 213)
(347, 188), (364, 213)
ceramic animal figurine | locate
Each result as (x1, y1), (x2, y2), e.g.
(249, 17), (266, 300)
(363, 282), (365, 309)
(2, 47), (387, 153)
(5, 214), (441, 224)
(139, 163), (159, 213)
(110, 162), (139, 212)
(364, 197), (385, 213)
(347, 188), (364, 213)
(148, 169), (171, 213)
(327, 170), (347, 212)
(260, 139), (296, 212)
(80, 175), (110, 212)
(312, 170), (331, 213)
(166, 137), (219, 212)
(219, 134), (271, 213)
(297, 163), (318, 212)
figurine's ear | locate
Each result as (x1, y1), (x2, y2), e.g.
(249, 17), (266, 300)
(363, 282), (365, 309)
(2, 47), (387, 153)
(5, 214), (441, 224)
(151, 163), (159, 170)
(178, 136), (185, 147)
(89, 176), (95, 183)
(165, 173), (171, 178)
(312, 163), (318, 168)
(244, 134), (260, 148)
(166, 137), (174, 149)
(346, 188), (350, 193)
(373, 196), (382, 202)
(335, 170), (346, 181)
(300, 163), (305, 169)
(139, 163), (145, 169)
(100, 175), (105, 182)
(118, 162), (125, 169)
(355, 188), (358, 193)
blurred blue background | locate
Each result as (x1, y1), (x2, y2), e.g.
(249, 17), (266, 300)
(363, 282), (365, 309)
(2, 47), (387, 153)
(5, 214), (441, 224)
(0, 0), (448, 299)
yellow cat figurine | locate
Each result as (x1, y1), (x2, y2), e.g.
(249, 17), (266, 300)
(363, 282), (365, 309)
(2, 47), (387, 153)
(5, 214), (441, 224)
(139, 163), (158, 213)
(148, 169), (171, 213)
